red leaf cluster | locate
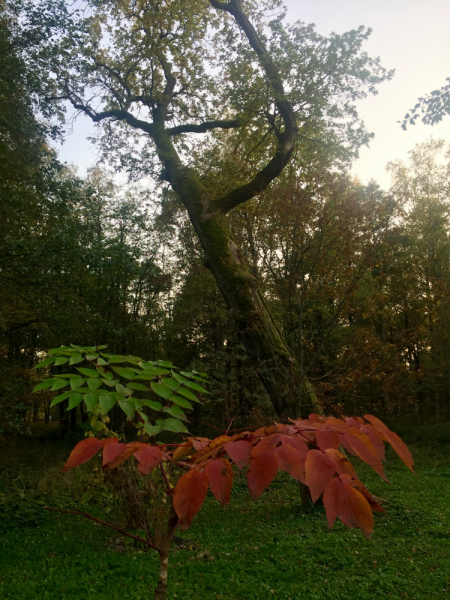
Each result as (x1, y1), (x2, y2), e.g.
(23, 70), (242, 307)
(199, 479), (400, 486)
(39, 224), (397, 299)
(62, 414), (413, 538)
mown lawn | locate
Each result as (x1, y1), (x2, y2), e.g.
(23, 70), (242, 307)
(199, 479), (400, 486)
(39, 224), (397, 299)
(1, 424), (449, 600)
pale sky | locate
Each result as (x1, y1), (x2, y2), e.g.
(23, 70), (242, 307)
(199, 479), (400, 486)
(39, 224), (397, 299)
(55, 0), (450, 190)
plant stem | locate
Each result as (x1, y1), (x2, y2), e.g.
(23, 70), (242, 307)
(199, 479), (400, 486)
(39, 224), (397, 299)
(44, 506), (161, 553)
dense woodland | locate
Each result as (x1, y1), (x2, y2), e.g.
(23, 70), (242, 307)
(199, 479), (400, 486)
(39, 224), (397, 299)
(1, 0), (450, 437)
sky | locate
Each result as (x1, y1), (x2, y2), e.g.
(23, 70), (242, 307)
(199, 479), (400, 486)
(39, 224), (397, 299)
(55, 0), (450, 190)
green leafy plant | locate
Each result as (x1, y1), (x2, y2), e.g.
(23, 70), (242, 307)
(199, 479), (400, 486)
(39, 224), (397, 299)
(33, 344), (208, 437)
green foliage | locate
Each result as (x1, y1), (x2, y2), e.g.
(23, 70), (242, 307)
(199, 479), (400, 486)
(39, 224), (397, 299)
(33, 345), (208, 437)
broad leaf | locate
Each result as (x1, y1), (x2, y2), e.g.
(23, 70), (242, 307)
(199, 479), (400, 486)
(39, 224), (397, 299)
(67, 393), (83, 410)
(305, 449), (336, 503)
(34, 358), (55, 369)
(176, 388), (200, 403)
(54, 357), (69, 366)
(63, 438), (103, 472)
(69, 354), (83, 365)
(87, 378), (103, 391)
(33, 379), (58, 392)
(143, 423), (163, 437)
(151, 382), (173, 400)
(127, 382), (149, 392)
(99, 394), (116, 414)
(323, 475), (374, 539)
(50, 391), (71, 407)
(111, 366), (137, 380)
(275, 444), (306, 483)
(174, 470), (208, 530)
(118, 400), (136, 419)
(77, 368), (99, 379)
(170, 395), (193, 410)
(205, 458), (233, 505)
(225, 440), (252, 470)
(184, 381), (208, 394)
(70, 378), (85, 390)
(247, 449), (278, 500)
(50, 379), (69, 391)
(134, 446), (163, 475)
(102, 439), (127, 467)
(161, 418), (189, 433)
(83, 394), (98, 411)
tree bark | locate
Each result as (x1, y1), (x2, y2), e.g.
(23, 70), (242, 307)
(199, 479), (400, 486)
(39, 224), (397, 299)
(153, 503), (178, 600)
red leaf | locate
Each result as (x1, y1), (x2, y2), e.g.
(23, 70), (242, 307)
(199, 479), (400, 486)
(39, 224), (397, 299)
(304, 449), (336, 503)
(225, 440), (252, 470)
(364, 416), (414, 472)
(102, 442), (141, 471)
(193, 435), (232, 463)
(316, 427), (340, 451)
(280, 435), (309, 460)
(361, 425), (386, 461)
(134, 446), (163, 475)
(205, 458), (233, 505)
(247, 449), (278, 500)
(251, 434), (282, 456)
(63, 438), (103, 472)
(324, 448), (357, 478)
(102, 439), (127, 468)
(173, 470), (208, 530)
(275, 445), (306, 483)
(323, 476), (374, 538)
(344, 427), (389, 482)
(339, 474), (374, 538)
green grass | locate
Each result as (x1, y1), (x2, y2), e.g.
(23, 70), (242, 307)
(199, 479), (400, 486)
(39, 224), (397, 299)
(1, 425), (450, 599)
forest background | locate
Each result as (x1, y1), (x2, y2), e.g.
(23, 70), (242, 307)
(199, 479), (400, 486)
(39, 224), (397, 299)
(2, 0), (450, 437)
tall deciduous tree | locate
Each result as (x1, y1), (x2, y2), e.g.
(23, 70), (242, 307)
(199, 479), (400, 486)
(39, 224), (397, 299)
(18, 0), (391, 416)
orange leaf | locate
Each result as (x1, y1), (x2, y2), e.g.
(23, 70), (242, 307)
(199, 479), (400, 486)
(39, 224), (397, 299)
(193, 435), (232, 463)
(324, 448), (357, 478)
(102, 439), (127, 468)
(62, 438), (103, 472)
(304, 449), (336, 503)
(251, 434), (282, 456)
(205, 458), (233, 505)
(316, 427), (340, 451)
(363, 414), (414, 471)
(344, 427), (389, 482)
(275, 444), (306, 483)
(102, 442), (141, 471)
(225, 440), (252, 469)
(172, 443), (193, 461)
(247, 449), (278, 500)
(173, 470), (208, 530)
(134, 446), (163, 475)
(361, 425), (386, 461)
(193, 437), (211, 451)
(323, 476), (374, 538)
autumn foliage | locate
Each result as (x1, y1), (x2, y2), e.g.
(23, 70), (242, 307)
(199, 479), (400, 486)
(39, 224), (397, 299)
(64, 413), (413, 539)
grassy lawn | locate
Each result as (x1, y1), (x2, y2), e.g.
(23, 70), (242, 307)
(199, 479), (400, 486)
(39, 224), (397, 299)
(0, 424), (449, 599)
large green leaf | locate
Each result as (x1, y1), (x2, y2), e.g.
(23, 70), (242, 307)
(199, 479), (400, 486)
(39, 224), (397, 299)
(70, 378), (86, 390)
(163, 378), (180, 392)
(143, 423), (162, 436)
(96, 366), (113, 380)
(170, 395), (193, 410)
(102, 379), (119, 387)
(139, 399), (163, 411)
(67, 393), (83, 410)
(50, 391), (71, 407)
(87, 379), (103, 391)
(50, 379), (69, 391)
(127, 382), (149, 391)
(69, 354), (84, 365)
(34, 358), (55, 369)
(77, 368), (99, 379)
(151, 382), (173, 400)
(135, 367), (170, 379)
(163, 406), (188, 421)
(118, 400), (136, 419)
(54, 357), (69, 366)
(83, 394), (98, 411)
(111, 366), (137, 380)
(172, 371), (187, 385)
(176, 388), (200, 403)
(116, 383), (132, 397)
(184, 381), (208, 394)
(32, 379), (58, 392)
(99, 394), (116, 414)
(159, 418), (188, 433)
